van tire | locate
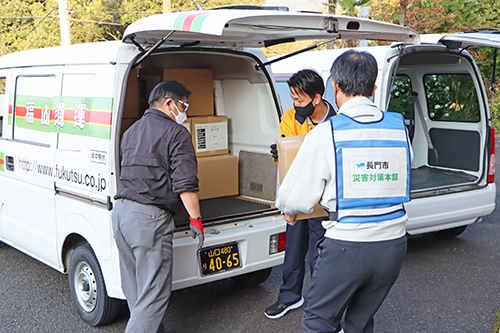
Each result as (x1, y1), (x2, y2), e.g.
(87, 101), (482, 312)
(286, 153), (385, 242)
(435, 226), (467, 239)
(233, 268), (272, 287)
(68, 244), (121, 326)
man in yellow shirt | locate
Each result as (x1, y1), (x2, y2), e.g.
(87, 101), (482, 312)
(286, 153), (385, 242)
(266, 69), (337, 319)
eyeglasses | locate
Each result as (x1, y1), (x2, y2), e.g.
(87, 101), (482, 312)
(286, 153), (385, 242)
(164, 97), (189, 112)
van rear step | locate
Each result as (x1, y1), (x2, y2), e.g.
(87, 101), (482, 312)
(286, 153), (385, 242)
(174, 196), (277, 227)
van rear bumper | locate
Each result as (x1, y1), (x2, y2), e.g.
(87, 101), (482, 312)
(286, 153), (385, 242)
(405, 183), (496, 235)
(171, 215), (286, 291)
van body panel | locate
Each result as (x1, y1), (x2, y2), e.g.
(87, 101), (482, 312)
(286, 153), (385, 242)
(123, 10), (420, 47)
(2, 66), (63, 266)
(0, 41), (124, 69)
(55, 196), (112, 261)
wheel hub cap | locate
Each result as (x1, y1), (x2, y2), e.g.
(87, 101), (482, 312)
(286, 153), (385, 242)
(74, 261), (97, 312)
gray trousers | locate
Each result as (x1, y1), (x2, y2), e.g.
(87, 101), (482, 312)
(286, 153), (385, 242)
(302, 236), (407, 333)
(112, 199), (175, 333)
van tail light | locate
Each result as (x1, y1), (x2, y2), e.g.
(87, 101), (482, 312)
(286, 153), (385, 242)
(269, 232), (286, 254)
(488, 127), (495, 184)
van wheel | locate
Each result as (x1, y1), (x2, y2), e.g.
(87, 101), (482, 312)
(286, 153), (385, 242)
(233, 268), (272, 287)
(68, 244), (121, 326)
(435, 226), (467, 239)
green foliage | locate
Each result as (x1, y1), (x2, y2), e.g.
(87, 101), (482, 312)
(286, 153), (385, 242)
(0, 0), (264, 56)
(338, 0), (371, 16)
(371, 0), (500, 133)
(424, 74), (480, 122)
(387, 75), (412, 119)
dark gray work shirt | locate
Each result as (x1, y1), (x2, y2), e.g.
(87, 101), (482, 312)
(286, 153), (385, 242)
(115, 108), (199, 214)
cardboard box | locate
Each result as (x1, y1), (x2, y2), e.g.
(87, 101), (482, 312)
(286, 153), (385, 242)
(182, 117), (192, 134)
(123, 69), (140, 119)
(197, 155), (238, 200)
(138, 69), (163, 112)
(163, 68), (214, 117)
(275, 135), (328, 220)
(189, 116), (228, 157)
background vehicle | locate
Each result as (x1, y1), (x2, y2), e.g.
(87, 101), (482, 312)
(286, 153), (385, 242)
(0, 9), (418, 326)
(271, 32), (498, 238)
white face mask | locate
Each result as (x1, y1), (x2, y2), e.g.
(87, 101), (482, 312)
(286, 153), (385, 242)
(172, 102), (187, 125)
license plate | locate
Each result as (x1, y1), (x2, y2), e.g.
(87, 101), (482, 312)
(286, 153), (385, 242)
(199, 242), (241, 276)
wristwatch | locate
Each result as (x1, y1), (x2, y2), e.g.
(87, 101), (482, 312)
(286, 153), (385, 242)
(192, 216), (202, 220)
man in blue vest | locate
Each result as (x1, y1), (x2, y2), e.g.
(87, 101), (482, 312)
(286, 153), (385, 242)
(276, 49), (411, 333)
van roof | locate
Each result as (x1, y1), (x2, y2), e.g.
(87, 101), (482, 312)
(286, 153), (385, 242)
(0, 41), (132, 69)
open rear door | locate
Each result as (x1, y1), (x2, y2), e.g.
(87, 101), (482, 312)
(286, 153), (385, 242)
(122, 9), (419, 49)
(421, 31), (500, 49)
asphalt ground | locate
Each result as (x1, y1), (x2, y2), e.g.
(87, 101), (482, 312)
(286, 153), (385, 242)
(1, 137), (500, 332)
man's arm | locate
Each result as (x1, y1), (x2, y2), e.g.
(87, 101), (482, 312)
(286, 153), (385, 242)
(279, 110), (298, 137)
(180, 192), (201, 218)
(180, 192), (204, 249)
(276, 123), (333, 215)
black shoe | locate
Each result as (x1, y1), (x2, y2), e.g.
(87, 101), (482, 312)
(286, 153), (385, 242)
(264, 296), (304, 319)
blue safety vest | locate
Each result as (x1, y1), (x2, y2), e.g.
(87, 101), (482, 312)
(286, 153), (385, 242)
(331, 112), (410, 224)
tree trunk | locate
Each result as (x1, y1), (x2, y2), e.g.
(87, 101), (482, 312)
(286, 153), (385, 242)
(399, 0), (409, 26)
(328, 0), (337, 15)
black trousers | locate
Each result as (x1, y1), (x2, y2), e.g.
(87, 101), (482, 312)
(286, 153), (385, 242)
(302, 236), (407, 333)
(277, 217), (326, 306)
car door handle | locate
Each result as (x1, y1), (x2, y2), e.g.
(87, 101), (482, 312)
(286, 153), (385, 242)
(6, 156), (14, 171)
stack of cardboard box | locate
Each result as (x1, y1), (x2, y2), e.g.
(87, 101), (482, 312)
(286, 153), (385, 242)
(121, 67), (239, 200)
(162, 68), (238, 200)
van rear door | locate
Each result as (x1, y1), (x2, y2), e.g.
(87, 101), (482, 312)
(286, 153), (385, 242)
(429, 31), (500, 49)
(122, 9), (420, 49)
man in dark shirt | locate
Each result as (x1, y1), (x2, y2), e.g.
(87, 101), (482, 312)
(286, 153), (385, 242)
(112, 80), (203, 333)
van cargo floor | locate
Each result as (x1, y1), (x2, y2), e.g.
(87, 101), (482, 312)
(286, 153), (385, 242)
(411, 166), (478, 191)
(174, 196), (275, 226)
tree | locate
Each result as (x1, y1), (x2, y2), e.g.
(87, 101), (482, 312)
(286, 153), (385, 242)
(0, 0), (264, 56)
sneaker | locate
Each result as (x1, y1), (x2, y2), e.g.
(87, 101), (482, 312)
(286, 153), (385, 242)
(264, 296), (304, 319)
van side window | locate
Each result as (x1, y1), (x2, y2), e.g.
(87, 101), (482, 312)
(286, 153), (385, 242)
(0, 76), (5, 136)
(14, 76), (55, 145)
(424, 73), (480, 122)
(387, 75), (412, 119)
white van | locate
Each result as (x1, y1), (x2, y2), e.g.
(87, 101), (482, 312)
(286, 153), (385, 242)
(0, 9), (419, 326)
(271, 32), (498, 238)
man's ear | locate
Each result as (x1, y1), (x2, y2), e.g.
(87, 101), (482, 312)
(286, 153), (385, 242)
(313, 93), (322, 105)
(331, 81), (339, 95)
(370, 84), (377, 97)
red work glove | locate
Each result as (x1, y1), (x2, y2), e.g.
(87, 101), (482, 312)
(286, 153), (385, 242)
(189, 216), (204, 249)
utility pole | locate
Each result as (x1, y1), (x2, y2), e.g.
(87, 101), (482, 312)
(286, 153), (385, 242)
(359, 6), (369, 47)
(58, 0), (71, 46)
(326, 0), (336, 49)
(163, 0), (171, 13)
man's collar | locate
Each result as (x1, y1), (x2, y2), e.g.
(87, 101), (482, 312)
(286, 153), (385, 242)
(145, 108), (174, 121)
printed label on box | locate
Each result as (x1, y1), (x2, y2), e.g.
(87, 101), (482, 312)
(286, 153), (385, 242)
(195, 122), (228, 152)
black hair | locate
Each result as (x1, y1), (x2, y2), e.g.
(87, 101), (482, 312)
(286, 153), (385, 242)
(148, 80), (192, 107)
(287, 69), (325, 99)
(330, 49), (378, 97)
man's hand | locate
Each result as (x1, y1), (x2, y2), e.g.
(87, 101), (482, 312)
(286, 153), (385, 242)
(189, 216), (204, 249)
(270, 143), (278, 163)
(284, 214), (298, 226)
